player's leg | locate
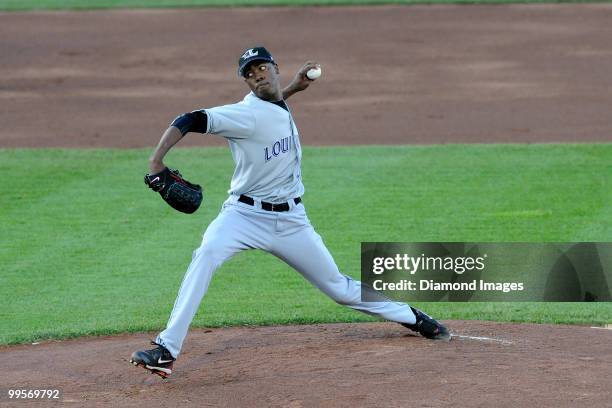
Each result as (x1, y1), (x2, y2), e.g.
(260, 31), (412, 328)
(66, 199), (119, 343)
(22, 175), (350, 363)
(131, 203), (263, 376)
(155, 204), (264, 357)
(271, 222), (414, 323)
(269, 206), (449, 340)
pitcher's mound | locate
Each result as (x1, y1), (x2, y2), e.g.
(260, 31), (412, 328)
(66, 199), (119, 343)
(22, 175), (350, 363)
(2, 321), (611, 407)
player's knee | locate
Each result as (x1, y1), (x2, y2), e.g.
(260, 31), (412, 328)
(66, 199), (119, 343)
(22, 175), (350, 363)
(332, 292), (358, 306)
(326, 275), (360, 306)
(333, 295), (352, 306)
(328, 284), (358, 305)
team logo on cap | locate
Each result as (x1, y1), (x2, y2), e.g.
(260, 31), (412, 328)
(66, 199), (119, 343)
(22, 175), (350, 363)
(241, 49), (259, 60)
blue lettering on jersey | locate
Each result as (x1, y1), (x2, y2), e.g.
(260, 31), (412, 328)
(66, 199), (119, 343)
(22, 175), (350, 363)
(264, 136), (291, 162)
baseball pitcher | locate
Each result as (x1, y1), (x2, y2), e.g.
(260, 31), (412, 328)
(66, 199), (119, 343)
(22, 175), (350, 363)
(131, 47), (450, 378)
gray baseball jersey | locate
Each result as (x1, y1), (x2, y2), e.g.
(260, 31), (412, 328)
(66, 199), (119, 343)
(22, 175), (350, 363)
(205, 92), (304, 203)
(156, 93), (417, 359)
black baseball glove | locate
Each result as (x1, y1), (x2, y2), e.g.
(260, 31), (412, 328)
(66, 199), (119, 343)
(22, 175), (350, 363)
(144, 167), (203, 214)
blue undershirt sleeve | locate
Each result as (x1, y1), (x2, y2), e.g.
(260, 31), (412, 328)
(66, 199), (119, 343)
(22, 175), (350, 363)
(170, 111), (208, 136)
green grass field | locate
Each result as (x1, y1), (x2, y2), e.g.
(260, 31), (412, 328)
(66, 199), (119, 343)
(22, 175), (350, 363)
(0, 0), (608, 11)
(1, 144), (610, 345)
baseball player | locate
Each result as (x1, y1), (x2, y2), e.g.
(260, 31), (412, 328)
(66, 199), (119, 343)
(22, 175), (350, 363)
(131, 47), (450, 378)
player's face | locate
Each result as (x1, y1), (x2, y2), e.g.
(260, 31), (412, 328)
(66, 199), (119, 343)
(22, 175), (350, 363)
(243, 62), (282, 101)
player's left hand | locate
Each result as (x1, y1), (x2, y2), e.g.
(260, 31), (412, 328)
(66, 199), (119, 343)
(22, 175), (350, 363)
(288, 61), (320, 93)
(144, 167), (204, 214)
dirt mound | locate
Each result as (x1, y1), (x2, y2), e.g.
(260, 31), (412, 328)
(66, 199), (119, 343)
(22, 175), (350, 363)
(2, 321), (611, 407)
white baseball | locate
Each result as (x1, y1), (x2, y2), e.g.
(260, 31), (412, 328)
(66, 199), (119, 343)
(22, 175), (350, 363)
(306, 66), (322, 80)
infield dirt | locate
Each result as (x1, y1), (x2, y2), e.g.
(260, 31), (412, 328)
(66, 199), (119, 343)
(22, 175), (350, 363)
(2, 322), (611, 407)
(1, 5), (611, 407)
(1, 5), (612, 148)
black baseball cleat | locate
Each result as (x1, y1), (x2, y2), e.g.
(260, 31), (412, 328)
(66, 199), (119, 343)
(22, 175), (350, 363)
(402, 307), (451, 341)
(130, 341), (175, 378)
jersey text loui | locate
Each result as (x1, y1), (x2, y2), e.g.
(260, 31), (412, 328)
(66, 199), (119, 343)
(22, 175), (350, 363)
(264, 136), (292, 162)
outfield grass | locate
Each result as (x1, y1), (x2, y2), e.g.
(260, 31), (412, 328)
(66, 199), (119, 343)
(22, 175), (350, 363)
(1, 144), (611, 345)
(0, 0), (609, 12)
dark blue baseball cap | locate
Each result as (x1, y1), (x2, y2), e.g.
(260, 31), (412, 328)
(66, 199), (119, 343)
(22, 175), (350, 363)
(238, 46), (275, 77)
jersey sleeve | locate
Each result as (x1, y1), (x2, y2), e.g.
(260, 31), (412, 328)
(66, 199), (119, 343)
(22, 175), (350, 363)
(204, 102), (256, 140)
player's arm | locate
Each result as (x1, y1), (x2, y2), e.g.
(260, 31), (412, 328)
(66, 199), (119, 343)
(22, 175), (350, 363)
(148, 111), (208, 173)
(282, 61), (319, 100)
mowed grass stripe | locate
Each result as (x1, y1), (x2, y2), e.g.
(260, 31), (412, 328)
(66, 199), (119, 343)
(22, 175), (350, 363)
(1, 144), (610, 345)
